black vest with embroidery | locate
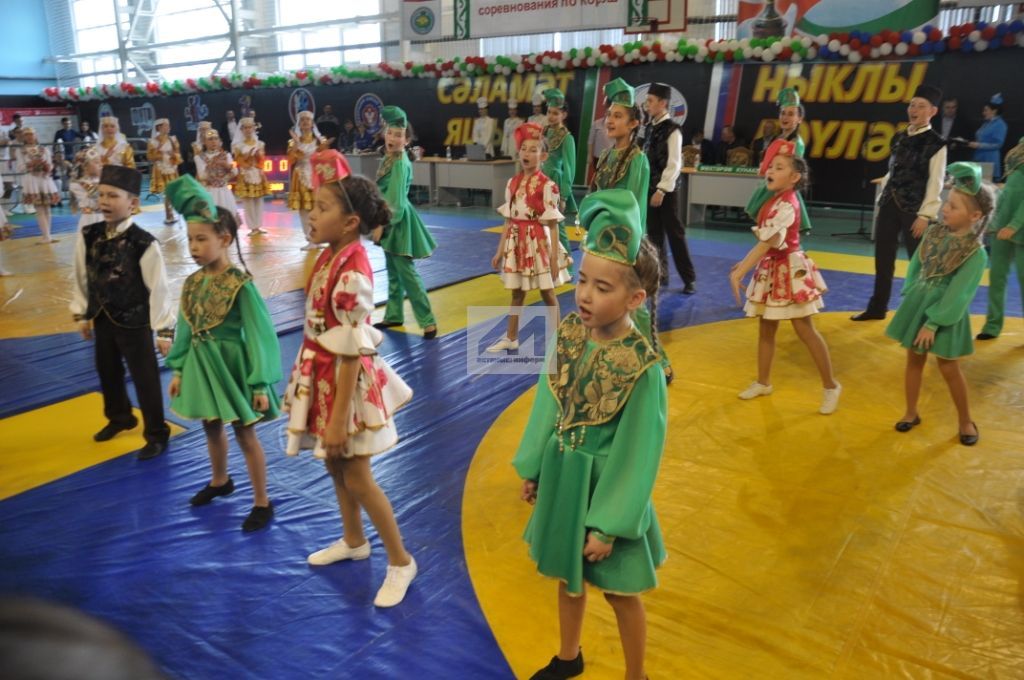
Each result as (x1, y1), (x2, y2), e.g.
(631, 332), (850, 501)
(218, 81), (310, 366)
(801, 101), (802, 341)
(644, 118), (682, 195)
(83, 223), (155, 328)
(879, 128), (945, 213)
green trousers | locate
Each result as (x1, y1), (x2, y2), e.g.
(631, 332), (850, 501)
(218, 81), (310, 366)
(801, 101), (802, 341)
(981, 237), (1024, 336)
(384, 252), (436, 329)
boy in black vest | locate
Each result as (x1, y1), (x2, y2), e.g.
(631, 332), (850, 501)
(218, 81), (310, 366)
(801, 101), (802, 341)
(852, 84), (946, 320)
(70, 165), (173, 459)
(644, 82), (696, 294)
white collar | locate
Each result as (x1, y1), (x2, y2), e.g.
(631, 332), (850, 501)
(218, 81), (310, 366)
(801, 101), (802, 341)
(653, 112), (671, 124)
(105, 217), (134, 235)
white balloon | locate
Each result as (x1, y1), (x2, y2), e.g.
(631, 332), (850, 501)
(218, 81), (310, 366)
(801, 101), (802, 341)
(969, 30), (981, 42)
(848, 51), (862, 63)
(753, 46), (764, 58)
(839, 44), (851, 56)
(879, 42), (893, 56)
(894, 42), (908, 56)
(807, 47), (818, 60)
(828, 39), (841, 52)
(974, 39), (988, 51)
(771, 41), (784, 54)
(800, 36), (812, 48)
(762, 51), (774, 62)
(912, 31), (927, 45)
(870, 47), (880, 59)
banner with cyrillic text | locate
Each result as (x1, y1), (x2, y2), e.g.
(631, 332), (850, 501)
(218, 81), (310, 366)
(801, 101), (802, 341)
(455, 0), (629, 39)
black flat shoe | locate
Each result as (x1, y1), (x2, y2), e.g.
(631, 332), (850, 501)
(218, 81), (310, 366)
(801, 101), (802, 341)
(851, 311), (886, 321)
(976, 332), (997, 340)
(664, 366), (674, 385)
(423, 327), (438, 340)
(242, 502), (274, 532)
(529, 650), (584, 680)
(93, 418), (138, 442)
(373, 320), (403, 329)
(136, 440), (167, 460)
(190, 477), (235, 506)
(682, 282), (697, 295)
(959, 423), (979, 446)
(894, 416), (921, 433)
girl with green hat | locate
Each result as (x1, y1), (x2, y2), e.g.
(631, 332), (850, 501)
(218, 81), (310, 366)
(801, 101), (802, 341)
(977, 137), (1024, 340)
(372, 105), (438, 339)
(541, 88), (578, 267)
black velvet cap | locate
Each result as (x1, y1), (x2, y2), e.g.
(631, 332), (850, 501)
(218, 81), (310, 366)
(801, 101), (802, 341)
(99, 165), (142, 195)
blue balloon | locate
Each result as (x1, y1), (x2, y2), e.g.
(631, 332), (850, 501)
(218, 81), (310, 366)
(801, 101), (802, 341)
(976, 21), (987, 30)
(961, 41), (973, 53)
(920, 42), (933, 55)
(901, 31), (913, 43)
(1011, 20), (1024, 32)
(996, 24), (1008, 37)
(923, 24), (934, 33)
(933, 40), (946, 53)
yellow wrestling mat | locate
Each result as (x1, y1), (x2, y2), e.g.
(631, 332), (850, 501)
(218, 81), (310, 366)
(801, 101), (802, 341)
(464, 313), (1024, 678)
(0, 393), (185, 501)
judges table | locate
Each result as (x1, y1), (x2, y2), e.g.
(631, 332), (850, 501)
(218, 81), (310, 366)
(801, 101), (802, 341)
(347, 152), (380, 178)
(417, 156), (516, 209)
(684, 166), (764, 225)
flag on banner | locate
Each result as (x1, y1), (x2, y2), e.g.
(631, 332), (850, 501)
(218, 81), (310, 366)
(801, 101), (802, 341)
(402, 0), (443, 41)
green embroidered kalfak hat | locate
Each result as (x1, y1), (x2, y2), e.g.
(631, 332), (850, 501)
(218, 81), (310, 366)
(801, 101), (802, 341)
(381, 105), (408, 129)
(579, 189), (642, 266)
(947, 162), (982, 195)
(604, 78), (635, 108)
(542, 88), (565, 108)
(165, 174), (218, 223)
(777, 87), (801, 109)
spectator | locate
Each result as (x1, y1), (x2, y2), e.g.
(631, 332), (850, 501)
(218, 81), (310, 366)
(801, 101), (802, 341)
(938, 97), (972, 163)
(751, 119), (780, 165)
(316, 104), (340, 142)
(689, 128), (715, 164)
(79, 120), (98, 145)
(715, 125), (748, 165)
(222, 110), (239, 147)
(337, 119), (356, 152)
(354, 122), (375, 152)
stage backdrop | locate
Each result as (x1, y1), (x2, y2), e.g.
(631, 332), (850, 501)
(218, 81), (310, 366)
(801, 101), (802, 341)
(78, 49), (1020, 205)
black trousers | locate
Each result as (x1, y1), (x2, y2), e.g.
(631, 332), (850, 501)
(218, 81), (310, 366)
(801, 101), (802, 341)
(93, 313), (169, 444)
(646, 190), (696, 285)
(866, 197), (922, 314)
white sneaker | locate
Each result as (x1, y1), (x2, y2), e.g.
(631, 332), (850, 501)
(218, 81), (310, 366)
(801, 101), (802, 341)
(373, 557), (418, 608)
(486, 336), (519, 352)
(820, 382), (842, 415)
(307, 538), (371, 566)
(738, 382), (773, 400)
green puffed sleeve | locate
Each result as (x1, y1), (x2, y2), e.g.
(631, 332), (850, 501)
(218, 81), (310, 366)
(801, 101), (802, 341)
(237, 282), (282, 393)
(924, 248), (987, 330)
(378, 155), (409, 225)
(584, 364), (667, 541)
(623, 152), (650, 225)
(164, 309), (192, 375)
(511, 377), (559, 483)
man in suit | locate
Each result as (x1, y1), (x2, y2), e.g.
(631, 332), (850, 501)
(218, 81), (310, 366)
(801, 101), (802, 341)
(938, 97), (972, 163)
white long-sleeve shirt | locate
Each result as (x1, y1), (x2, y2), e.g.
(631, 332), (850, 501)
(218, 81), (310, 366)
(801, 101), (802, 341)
(70, 217), (176, 330)
(876, 123), (947, 220)
(651, 112), (683, 194)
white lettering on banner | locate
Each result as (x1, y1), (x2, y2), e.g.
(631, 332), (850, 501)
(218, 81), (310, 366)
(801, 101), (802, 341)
(463, 0), (624, 37)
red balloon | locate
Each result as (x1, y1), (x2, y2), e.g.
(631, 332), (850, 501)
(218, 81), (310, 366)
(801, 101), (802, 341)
(929, 28), (942, 41)
(859, 45), (871, 58)
(908, 44), (920, 56)
(639, 45), (650, 56)
(870, 35), (882, 47)
(850, 38), (861, 49)
(982, 26), (996, 40)
(1003, 33), (1016, 46)
(780, 46), (793, 59)
(962, 22), (975, 34)
(949, 36), (962, 50)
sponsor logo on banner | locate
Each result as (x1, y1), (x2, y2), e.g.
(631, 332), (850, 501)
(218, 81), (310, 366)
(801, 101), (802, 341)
(130, 103), (156, 135)
(289, 88), (316, 125)
(737, 0), (939, 38)
(355, 93), (384, 135)
(184, 95), (209, 131)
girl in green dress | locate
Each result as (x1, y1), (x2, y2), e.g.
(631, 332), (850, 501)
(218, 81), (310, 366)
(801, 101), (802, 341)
(373, 106), (438, 339)
(592, 78), (673, 385)
(514, 189), (667, 680)
(977, 137), (1024, 340)
(885, 163), (995, 446)
(541, 88), (577, 266)
(163, 175), (282, 531)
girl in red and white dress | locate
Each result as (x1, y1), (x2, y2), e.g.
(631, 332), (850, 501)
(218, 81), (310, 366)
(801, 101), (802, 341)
(488, 122), (571, 352)
(283, 149), (418, 608)
(69, 147), (105, 231)
(16, 127), (60, 243)
(288, 110), (326, 249)
(195, 129), (239, 216)
(232, 117), (271, 235)
(146, 118), (182, 224)
(729, 139), (841, 414)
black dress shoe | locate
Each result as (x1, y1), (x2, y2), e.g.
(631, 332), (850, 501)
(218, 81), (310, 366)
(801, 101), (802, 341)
(976, 332), (997, 340)
(851, 311), (886, 321)
(93, 419), (138, 442)
(529, 651), (584, 680)
(894, 415), (921, 433)
(373, 320), (403, 329)
(423, 327), (438, 340)
(242, 502), (274, 532)
(682, 282), (697, 295)
(190, 478), (235, 506)
(136, 440), (167, 460)
(959, 423), (979, 446)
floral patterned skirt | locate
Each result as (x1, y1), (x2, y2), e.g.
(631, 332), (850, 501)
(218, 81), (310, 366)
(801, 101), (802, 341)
(499, 219), (571, 291)
(744, 250), (827, 320)
(21, 174), (60, 206)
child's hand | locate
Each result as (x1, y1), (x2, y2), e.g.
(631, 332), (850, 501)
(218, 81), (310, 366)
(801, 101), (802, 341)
(169, 375), (181, 398)
(729, 266), (745, 306)
(913, 326), (936, 350)
(583, 532), (613, 562)
(156, 338), (171, 356)
(322, 420), (348, 460)
(521, 479), (538, 504)
(491, 253), (502, 271)
(78, 321), (93, 340)
(252, 393), (269, 412)
(911, 216), (928, 239)
(997, 227), (1015, 241)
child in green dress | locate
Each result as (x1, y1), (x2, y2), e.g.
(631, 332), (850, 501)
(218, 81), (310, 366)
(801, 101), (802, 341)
(513, 189), (667, 680)
(541, 88), (577, 265)
(163, 175), (282, 531)
(886, 162), (995, 446)
(372, 106), (438, 339)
